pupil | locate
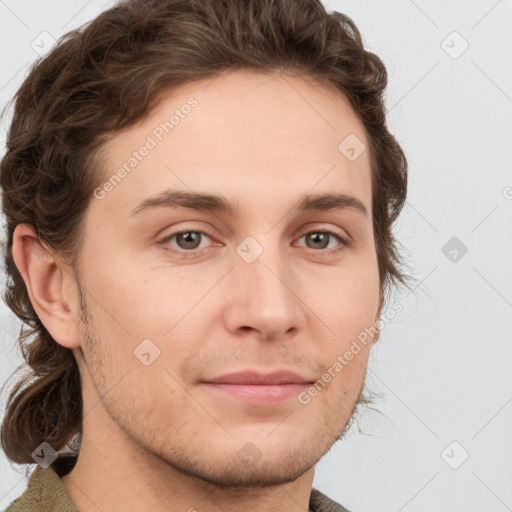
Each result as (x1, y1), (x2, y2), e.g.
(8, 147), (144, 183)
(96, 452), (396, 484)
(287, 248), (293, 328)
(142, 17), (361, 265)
(180, 232), (199, 248)
(310, 232), (328, 249)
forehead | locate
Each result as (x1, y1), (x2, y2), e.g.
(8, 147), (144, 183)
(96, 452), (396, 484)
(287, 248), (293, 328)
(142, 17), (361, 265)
(91, 69), (372, 220)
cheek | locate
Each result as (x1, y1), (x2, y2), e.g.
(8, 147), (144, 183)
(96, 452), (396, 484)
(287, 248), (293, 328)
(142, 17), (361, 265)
(83, 251), (188, 339)
(85, 228), (379, 345)
(312, 261), (379, 341)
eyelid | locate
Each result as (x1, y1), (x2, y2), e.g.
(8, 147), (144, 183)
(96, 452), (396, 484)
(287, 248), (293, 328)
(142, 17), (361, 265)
(293, 222), (352, 245)
(158, 227), (218, 256)
(158, 224), (351, 255)
(294, 229), (349, 248)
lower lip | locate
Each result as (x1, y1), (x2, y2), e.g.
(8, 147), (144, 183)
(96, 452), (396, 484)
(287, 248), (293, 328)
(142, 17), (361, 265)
(200, 383), (311, 405)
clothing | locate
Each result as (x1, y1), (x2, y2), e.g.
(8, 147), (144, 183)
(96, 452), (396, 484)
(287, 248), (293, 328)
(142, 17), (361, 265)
(5, 456), (352, 512)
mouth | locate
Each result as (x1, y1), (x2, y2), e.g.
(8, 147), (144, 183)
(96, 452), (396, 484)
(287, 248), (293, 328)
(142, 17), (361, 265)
(199, 370), (315, 405)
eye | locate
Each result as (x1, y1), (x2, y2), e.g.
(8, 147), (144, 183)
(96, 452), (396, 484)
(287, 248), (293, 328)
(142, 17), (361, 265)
(160, 230), (214, 254)
(159, 227), (349, 258)
(296, 230), (349, 254)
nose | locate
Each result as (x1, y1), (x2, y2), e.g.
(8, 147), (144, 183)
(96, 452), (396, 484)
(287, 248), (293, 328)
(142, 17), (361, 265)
(222, 239), (305, 342)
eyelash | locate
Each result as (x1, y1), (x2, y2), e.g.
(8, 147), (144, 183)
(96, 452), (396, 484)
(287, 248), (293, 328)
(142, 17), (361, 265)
(158, 228), (350, 258)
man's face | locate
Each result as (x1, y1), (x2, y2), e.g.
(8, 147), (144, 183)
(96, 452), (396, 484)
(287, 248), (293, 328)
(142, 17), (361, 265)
(74, 70), (380, 487)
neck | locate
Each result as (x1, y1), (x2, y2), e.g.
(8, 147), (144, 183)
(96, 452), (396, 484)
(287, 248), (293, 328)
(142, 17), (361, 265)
(60, 400), (315, 512)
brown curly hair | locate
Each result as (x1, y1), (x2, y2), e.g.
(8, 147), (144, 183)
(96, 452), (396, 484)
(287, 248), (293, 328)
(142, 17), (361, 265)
(0, 0), (411, 467)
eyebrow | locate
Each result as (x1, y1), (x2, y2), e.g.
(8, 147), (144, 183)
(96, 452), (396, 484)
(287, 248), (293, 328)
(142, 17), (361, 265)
(129, 190), (368, 218)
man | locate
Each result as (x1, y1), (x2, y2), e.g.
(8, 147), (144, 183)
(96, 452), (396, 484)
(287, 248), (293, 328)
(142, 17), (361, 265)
(0, 0), (409, 510)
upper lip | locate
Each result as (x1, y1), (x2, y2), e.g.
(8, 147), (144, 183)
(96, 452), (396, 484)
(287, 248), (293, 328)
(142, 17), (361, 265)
(202, 370), (314, 385)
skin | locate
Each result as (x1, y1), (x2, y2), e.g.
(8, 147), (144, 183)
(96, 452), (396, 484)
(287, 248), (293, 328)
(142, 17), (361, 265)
(13, 69), (382, 512)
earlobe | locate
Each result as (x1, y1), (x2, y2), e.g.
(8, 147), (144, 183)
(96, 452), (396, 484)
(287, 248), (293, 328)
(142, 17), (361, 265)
(11, 223), (80, 349)
(373, 293), (383, 343)
(373, 326), (380, 343)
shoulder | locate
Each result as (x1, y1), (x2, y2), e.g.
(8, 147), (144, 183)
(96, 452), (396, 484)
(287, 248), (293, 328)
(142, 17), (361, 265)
(5, 463), (78, 512)
(309, 487), (354, 512)
(5, 467), (43, 512)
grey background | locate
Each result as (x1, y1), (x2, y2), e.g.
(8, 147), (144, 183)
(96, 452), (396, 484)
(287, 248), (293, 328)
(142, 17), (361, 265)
(1, 1), (511, 511)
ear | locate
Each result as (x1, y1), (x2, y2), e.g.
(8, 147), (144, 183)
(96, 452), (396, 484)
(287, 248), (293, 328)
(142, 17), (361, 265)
(11, 223), (81, 349)
(372, 291), (384, 344)
(373, 326), (381, 344)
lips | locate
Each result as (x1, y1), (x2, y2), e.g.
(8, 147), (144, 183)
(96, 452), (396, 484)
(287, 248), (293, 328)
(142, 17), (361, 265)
(202, 370), (314, 385)
(200, 370), (315, 405)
